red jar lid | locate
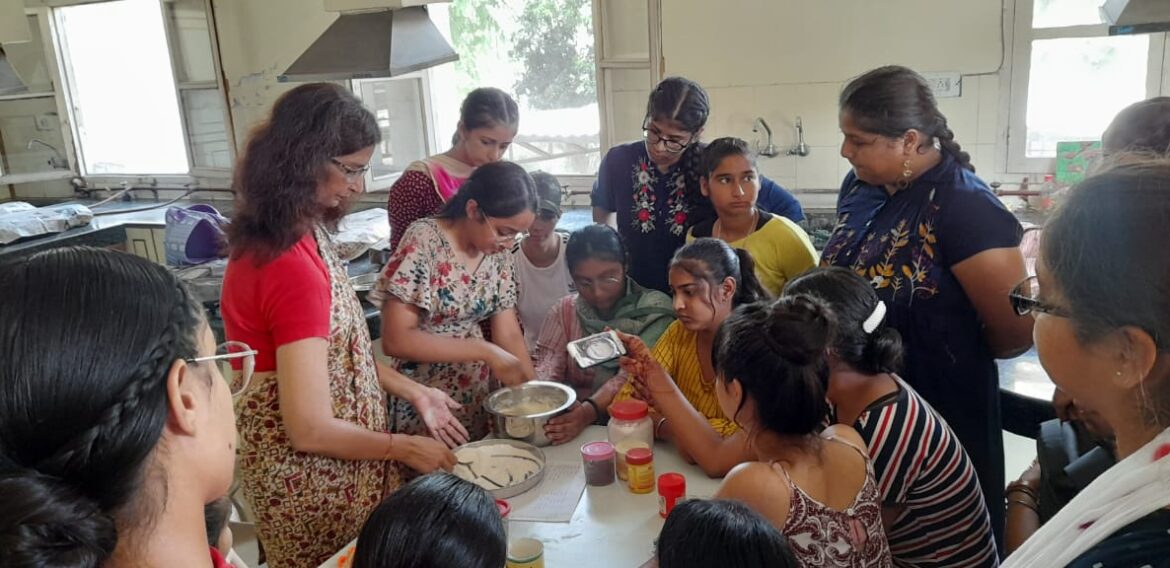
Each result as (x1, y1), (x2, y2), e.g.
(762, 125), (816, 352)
(609, 400), (649, 421)
(496, 499), (511, 519)
(626, 447), (653, 465)
(658, 472), (685, 494)
(581, 441), (615, 461)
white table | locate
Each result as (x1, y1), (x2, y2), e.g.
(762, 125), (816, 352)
(319, 426), (721, 568)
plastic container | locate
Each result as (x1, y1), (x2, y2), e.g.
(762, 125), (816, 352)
(658, 473), (686, 518)
(626, 447), (655, 494)
(608, 400), (654, 481)
(1031, 174), (1056, 210)
(581, 441), (617, 486)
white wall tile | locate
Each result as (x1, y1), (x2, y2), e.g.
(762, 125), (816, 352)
(757, 154), (797, 181)
(937, 88), (980, 148)
(794, 147), (843, 190)
(792, 83), (844, 148)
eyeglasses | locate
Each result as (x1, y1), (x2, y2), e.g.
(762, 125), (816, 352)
(482, 214), (528, 244)
(573, 276), (623, 292)
(330, 158), (371, 183)
(1009, 275), (1070, 318)
(642, 121), (693, 154)
(186, 341), (258, 399)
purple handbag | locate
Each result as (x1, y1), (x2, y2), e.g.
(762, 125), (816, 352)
(164, 204), (228, 266)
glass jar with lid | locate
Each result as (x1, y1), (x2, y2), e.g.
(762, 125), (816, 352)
(607, 399), (653, 481)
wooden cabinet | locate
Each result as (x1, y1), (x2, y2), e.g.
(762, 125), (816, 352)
(124, 226), (167, 265)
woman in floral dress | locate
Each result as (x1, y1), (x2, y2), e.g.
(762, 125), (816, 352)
(374, 161), (537, 446)
(824, 66), (1035, 547)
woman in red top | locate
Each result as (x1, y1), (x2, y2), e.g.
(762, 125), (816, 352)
(222, 83), (457, 568)
(388, 87), (519, 251)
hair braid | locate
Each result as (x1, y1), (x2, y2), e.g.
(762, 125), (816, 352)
(35, 286), (197, 491)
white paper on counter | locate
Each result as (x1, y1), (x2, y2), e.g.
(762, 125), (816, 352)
(506, 464), (586, 523)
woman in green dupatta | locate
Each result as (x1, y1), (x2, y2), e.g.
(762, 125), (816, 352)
(534, 225), (675, 444)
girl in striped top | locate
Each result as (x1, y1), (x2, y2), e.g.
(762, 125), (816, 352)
(786, 267), (999, 567)
(614, 238), (769, 476)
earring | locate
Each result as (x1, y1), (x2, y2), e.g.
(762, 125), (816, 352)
(896, 160), (913, 190)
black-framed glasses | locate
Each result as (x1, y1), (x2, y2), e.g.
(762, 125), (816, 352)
(186, 341), (258, 398)
(330, 158), (371, 183)
(1009, 275), (1070, 318)
(642, 120), (693, 154)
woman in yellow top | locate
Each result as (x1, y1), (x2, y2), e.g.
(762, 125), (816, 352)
(687, 137), (817, 296)
(613, 238), (767, 476)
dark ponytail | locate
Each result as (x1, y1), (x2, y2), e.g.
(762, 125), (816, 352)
(671, 238), (769, 308)
(840, 65), (975, 172)
(784, 267), (903, 375)
(454, 87), (520, 146)
(436, 161), (538, 220)
(0, 247), (203, 567)
(713, 296), (833, 435)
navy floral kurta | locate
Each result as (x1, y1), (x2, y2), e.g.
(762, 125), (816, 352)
(822, 152), (1022, 544)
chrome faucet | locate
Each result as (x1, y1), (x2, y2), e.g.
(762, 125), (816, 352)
(786, 117), (810, 157)
(752, 117), (780, 157)
(26, 138), (68, 169)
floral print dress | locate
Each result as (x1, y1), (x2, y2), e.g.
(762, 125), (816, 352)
(235, 227), (397, 568)
(374, 218), (519, 443)
(821, 152), (1022, 544)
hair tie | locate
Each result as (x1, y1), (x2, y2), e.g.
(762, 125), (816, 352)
(862, 301), (887, 334)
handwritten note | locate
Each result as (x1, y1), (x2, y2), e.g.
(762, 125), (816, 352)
(507, 464), (586, 522)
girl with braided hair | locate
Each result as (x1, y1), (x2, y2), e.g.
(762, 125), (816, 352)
(822, 65), (1035, 548)
(0, 247), (240, 567)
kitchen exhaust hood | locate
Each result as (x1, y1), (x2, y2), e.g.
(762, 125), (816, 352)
(1102, 0), (1170, 35)
(279, 1), (458, 82)
(0, 47), (28, 96)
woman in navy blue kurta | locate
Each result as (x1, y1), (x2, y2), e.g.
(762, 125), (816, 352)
(824, 66), (1035, 552)
(591, 77), (803, 293)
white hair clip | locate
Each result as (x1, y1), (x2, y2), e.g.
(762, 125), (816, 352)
(862, 301), (887, 334)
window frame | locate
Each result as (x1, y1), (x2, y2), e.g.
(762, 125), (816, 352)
(49, 0), (234, 188)
(349, 71), (438, 192)
(1006, 0), (1167, 173)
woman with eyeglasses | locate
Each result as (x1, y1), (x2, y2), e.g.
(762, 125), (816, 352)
(590, 77), (804, 293)
(373, 161), (538, 446)
(222, 83), (456, 568)
(0, 247), (238, 568)
(388, 87), (519, 252)
(1001, 160), (1170, 567)
(532, 224), (675, 444)
(822, 66), (1035, 545)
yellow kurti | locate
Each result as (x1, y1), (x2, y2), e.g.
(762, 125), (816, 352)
(616, 321), (738, 436)
(687, 212), (818, 297)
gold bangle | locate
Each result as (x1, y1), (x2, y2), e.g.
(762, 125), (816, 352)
(1007, 498), (1038, 514)
(1006, 483), (1039, 502)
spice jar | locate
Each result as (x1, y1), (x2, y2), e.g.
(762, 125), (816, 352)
(626, 447), (655, 494)
(581, 441), (616, 486)
(657, 473), (685, 517)
(608, 400), (653, 481)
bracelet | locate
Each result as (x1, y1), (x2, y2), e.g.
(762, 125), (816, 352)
(1005, 482), (1039, 502)
(582, 399), (601, 423)
(1007, 497), (1039, 514)
(382, 433), (396, 461)
(654, 416), (668, 439)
